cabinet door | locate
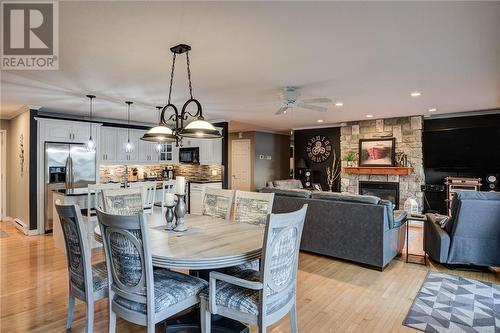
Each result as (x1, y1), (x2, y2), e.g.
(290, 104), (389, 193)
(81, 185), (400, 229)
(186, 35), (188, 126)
(198, 140), (211, 165)
(189, 184), (203, 215)
(71, 123), (91, 143)
(100, 127), (117, 162)
(45, 121), (73, 142)
(126, 130), (141, 163)
(212, 138), (222, 165)
(115, 128), (130, 163)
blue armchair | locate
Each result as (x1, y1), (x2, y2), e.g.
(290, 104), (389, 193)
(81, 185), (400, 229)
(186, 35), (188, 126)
(424, 191), (500, 267)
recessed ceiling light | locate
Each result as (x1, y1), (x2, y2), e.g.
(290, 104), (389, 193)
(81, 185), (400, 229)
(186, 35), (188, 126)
(366, 114), (373, 118)
(411, 91), (422, 97)
(428, 108), (437, 112)
(317, 119), (324, 123)
(335, 102), (343, 107)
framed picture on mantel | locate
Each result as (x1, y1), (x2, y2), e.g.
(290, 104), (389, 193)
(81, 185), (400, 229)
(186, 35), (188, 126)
(359, 138), (396, 167)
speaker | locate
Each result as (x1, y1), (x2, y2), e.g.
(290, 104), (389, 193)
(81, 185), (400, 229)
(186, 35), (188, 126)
(485, 174), (499, 191)
(299, 168), (312, 189)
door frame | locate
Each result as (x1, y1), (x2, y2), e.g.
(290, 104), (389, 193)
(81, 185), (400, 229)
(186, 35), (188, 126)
(231, 139), (252, 191)
(0, 130), (6, 220)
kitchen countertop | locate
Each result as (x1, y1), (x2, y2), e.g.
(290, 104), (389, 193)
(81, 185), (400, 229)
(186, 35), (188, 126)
(53, 188), (91, 196)
(188, 180), (222, 184)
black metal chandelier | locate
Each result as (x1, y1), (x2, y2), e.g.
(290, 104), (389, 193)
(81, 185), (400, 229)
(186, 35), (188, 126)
(141, 44), (222, 145)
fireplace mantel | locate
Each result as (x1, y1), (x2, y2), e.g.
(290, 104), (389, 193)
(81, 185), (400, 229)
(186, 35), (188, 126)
(344, 166), (413, 176)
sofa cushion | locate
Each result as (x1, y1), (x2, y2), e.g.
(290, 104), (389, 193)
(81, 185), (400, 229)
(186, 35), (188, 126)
(379, 199), (396, 210)
(311, 191), (380, 205)
(272, 179), (303, 190)
(260, 187), (312, 198)
(392, 210), (407, 228)
(456, 191), (500, 201)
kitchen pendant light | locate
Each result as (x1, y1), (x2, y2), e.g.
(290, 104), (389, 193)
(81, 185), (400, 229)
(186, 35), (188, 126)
(125, 101), (133, 153)
(141, 106), (176, 143)
(86, 95), (96, 151)
(141, 44), (222, 145)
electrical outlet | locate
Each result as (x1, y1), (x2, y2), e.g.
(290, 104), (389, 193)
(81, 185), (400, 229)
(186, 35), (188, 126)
(259, 154), (264, 159)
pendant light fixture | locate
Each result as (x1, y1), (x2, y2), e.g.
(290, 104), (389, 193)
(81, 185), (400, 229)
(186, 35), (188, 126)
(125, 101), (133, 153)
(141, 44), (222, 145)
(141, 105), (176, 143)
(86, 95), (96, 151)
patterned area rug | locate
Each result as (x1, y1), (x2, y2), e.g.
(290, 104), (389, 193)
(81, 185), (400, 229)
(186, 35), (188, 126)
(404, 272), (500, 332)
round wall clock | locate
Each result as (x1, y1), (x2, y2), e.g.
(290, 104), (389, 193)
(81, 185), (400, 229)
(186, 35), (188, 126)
(306, 135), (332, 163)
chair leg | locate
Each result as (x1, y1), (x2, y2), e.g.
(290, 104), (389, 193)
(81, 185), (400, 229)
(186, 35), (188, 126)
(85, 300), (94, 333)
(109, 307), (117, 333)
(290, 303), (298, 333)
(66, 293), (75, 329)
(201, 299), (211, 333)
(147, 324), (155, 333)
(258, 326), (267, 333)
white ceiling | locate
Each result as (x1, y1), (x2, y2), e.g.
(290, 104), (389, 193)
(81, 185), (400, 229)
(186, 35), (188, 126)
(1, 1), (499, 131)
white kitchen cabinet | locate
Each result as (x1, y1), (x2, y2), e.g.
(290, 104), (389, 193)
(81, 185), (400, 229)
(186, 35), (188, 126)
(188, 182), (222, 215)
(159, 143), (178, 163)
(41, 118), (100, 144)
(137, 130), (159, 163)
(100, 127), (117, 163)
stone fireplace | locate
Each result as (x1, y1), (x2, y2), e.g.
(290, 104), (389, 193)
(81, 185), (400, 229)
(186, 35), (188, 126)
(340, 116), (425, 209)
(359, 181), (400, 209)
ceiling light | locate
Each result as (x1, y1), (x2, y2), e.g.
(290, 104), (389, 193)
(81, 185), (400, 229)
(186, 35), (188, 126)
(141, 106), (176, 142)
(125, 101), (133, 153)
(366, 114), (374, 118)
(86, 95), (96, 152)
(428, 108), (437, 112)
(335, 102), (343, 107)
(317, 119), (324, 123)
(141, 44), (222, 145)
(410, 91), (422, 97)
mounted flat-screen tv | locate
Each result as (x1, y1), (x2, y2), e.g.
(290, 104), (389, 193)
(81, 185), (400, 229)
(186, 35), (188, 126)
(423, 127), (500, 169)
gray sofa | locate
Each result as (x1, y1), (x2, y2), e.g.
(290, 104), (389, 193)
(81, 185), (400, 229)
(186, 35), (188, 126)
(261, 187), (407, 270)
(424, 191), (500, 267)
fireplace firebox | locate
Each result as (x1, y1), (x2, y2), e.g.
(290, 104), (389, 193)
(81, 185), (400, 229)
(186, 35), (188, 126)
(359, 181), (400, 209)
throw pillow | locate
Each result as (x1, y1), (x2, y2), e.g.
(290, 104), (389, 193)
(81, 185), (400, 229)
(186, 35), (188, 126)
(434, 214), (450, 229)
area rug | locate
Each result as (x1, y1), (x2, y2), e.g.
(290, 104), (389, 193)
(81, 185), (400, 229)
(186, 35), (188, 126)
(403, 272), (500, 332)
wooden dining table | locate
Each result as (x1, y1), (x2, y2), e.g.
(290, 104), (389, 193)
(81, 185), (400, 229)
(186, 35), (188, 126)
(94, 213), (265, 271)
(94, 212), (264, 333)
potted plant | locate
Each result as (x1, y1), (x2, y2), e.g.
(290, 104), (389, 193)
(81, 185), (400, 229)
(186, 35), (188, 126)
(345, 151), (357, 167)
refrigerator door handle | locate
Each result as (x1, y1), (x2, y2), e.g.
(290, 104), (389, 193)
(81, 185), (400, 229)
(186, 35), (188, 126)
(69, 157), (74, 190)
(64, 157), (70, 189)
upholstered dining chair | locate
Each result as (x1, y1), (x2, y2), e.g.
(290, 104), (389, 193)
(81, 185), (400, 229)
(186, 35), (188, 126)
(201, 204), (308, 333)
(55, 203), (108, 333)
(96, 210), (208, 333)
(83, 183), (121, 248)
(101, 187), (144, 215)
(226, 191), (275, 274)
(202, 188), (235, 221)
(129, 182), (156, 214)
(233, 191), (275, 226)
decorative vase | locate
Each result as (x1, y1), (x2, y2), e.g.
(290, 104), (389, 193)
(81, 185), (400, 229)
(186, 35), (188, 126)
(164, 205), (175, 230)
(328, 184), (333, 192)
(173, 194), (187, 232)
(347, 161), (353, 167)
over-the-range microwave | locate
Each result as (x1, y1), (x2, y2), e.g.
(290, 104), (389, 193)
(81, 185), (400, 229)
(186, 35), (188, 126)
(179, 147), (200, 164)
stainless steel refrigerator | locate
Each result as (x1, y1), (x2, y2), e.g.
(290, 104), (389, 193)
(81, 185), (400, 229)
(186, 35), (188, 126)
(44, 143), (96, 232)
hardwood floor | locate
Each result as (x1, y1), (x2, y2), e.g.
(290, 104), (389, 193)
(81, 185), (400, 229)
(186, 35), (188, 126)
(1, 222), (498, 333)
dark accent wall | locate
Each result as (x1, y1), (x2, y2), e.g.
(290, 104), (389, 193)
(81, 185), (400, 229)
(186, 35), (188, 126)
(294, 127), (341, 191)
(253, 132), (290, 189)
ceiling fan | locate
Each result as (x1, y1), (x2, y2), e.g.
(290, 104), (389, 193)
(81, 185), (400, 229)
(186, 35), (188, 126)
(275, 87), (332, 115)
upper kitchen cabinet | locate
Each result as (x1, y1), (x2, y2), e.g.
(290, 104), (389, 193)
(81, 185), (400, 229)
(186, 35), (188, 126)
(100, 127), (118, 163)
(39, 118), (101, 144)
(183, 127), (222, 165)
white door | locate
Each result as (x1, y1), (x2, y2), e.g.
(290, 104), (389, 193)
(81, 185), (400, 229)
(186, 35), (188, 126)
(231, 139), (251, 191)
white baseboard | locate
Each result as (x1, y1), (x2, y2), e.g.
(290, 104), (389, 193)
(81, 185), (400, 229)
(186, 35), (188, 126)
(12, 218), (38, 236)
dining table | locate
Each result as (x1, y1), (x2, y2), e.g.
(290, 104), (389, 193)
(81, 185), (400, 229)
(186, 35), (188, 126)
(94, 212), (266, 333)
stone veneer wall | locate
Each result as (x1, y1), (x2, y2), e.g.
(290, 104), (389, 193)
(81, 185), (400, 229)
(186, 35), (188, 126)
(99, 164), (222, 183)
(340, 116), (425, 209)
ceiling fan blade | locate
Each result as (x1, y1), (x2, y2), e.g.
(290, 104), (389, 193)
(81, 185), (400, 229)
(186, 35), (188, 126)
(275, 106), (290, 115)
(301, 98), (332, 104)
(296, 102), (328, 112)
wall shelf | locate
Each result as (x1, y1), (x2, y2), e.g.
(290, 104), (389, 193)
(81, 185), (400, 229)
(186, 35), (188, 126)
(343, 166), (413, 176)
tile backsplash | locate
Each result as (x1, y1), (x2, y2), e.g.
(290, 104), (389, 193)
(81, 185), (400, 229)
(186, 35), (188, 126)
(100, 164), (223, 183)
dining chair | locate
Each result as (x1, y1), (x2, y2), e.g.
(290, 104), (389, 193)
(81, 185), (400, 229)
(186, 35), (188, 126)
(83, 183), (121, 248)
(225, 191), (275, 273)
(155, 180), (176, 213)
(101, 187), (144, 215)
(201, 204), (308, 333)
(96, 209), (208, 333)
(233, 191), (275, 226)
(55, 203), (108, 333)
(202, 188), (235, 221)
(129, 182), (156, 214)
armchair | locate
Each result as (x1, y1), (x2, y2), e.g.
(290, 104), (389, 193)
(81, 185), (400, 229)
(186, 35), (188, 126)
(424, 191), (500, 266)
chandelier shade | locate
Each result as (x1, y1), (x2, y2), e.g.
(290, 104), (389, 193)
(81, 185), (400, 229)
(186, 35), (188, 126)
(179, 116), (221, 138)
(141, 125), (176, 142)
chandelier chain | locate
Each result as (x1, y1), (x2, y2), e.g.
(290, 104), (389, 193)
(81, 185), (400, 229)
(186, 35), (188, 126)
(186, 51), (193, 99)
(168, 53), (177, 104)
